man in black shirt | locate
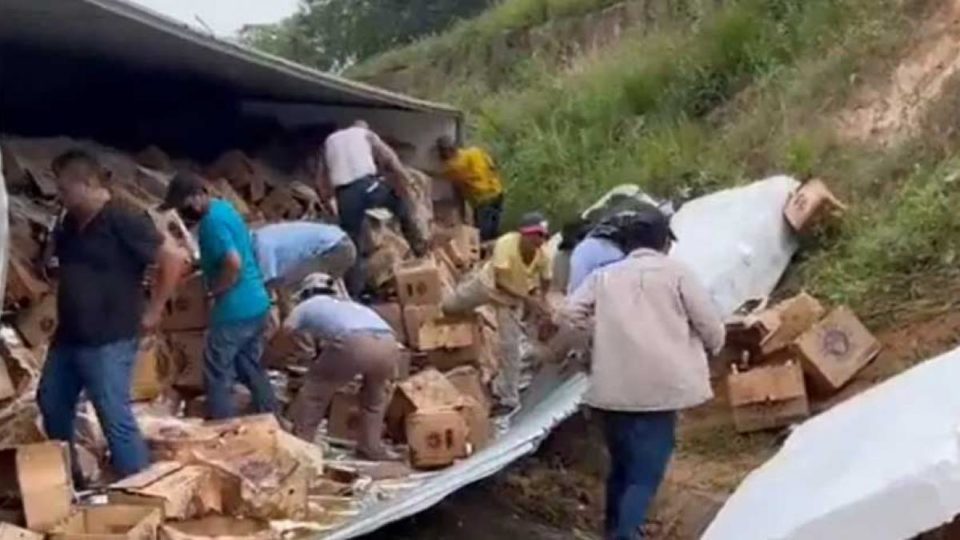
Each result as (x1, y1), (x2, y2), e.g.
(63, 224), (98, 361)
(37, 150), (185, 482)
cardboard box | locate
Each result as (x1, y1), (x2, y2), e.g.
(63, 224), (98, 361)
(131, 338), (166, 402)
(395, 259), (443, 306)
(50, 505), (161, 540)
(794, 306), (881, 392)
(370, 303), (406, 344)
(386, 368), (465, 443)
(425, 346), (481, 372)
(198, 440), (308, 520)
(414, 317), (476, 351)
(327, 388), (362, 442)
(15, 293), (57, 348)
(257, 188), (302, 222)
(402, 305), (442, 349)
(159, 517), (274, 540)
(448, 226), (480, 266)
(5, 257), (49, 308)
(784, 178), (847, 232)
(405, 409), (468, 469)
(0, 524), (41, 540)
(0, 356), (16, 401)
(0, 442), (72, 532)
(457, 397), (491, 451)
(108, 462), (222, 520)
(445, 366), (491, 414)
(168, 331), (206, 392)
(163, 273), (208, 332)
(727, 362), (810, 433)
(758, 293), (825, 355)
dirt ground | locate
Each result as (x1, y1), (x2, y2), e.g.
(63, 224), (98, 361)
(364, 309), (960, 540)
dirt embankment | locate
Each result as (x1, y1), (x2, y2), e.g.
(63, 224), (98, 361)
(836, 0), (960, 146)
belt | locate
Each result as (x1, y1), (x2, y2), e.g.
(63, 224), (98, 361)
(335, 174), (380, 193)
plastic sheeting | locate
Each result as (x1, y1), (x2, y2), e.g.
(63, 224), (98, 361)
(671, 175), (799, 316)
(704, 344), (960, 540)
(322, 176), (800, 538)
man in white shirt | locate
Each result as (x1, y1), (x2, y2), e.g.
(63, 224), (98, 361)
(319, 120), (426, 297)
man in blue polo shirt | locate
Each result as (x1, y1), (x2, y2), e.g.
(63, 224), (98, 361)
(161, 172), (278, 419)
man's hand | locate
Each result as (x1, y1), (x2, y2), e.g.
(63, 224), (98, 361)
(524, 296), (553, 320)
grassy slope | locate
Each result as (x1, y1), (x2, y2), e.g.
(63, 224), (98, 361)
(352, 0), (960, 323)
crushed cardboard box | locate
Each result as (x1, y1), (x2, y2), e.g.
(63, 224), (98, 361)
(49, 505), (162, 540)
(727, 361), (810, 433)
(107, 462), (222, 520)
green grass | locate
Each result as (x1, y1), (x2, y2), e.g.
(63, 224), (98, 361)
(354, 0), (960, 321)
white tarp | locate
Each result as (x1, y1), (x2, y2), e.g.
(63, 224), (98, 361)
(704, 345), (960, 540)
(671, 175), (799, 316)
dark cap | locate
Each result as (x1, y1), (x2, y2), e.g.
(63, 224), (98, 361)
(616, 203), (676, 251)
(518, 211), (549, 236)
(159, 172), (206, 211)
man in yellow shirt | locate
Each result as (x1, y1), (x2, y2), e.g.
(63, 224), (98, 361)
(437, 136), (505, 241)
(442, 212), (553, 414)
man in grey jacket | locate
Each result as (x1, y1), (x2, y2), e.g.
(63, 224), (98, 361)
(563, 205), (724, 540)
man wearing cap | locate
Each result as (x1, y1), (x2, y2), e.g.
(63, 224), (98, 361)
(562, 206), (724, 540)
(252, 220), (356, 314)
(437, 136), (505, 242)
(319, 120), (427, 297)
(443, 212), (553, 413)
(161, 172), (278, 419)
(282, 273), (402, 460)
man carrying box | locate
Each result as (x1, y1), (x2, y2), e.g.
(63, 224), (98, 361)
(39, 150), (185, 483)
(161, 172), (278, 420)
(281, 273), (402, 460)
(443, 212), (553, 415)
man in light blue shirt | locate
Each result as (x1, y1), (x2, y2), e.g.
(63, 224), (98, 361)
(253, 221), (355, 287)
(253, 221), (356, 313)
(567, 236), (625, 294)
(161, 172), (277, 420)
(283, 273), (401, 460)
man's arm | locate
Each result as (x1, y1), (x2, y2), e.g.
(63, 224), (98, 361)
(562, 272), (598, 331)
(142, 236), (188, 331)
(209, 250), (242, 298)
(366, 130), (413, 196)
(678, 265), (725, 354)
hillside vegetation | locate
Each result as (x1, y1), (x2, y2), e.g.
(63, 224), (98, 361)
(351, 0), (960, 324)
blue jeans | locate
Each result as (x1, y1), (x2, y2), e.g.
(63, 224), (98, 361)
(474, 194), (503, 242)
(336, 175), (426, 297)
(204, 313), (277, 419)
(601, 409), (677, 540)
(37, 338), (149, 480)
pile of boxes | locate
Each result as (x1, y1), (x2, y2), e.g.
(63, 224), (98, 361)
(722, 180), (877, 433)
(0, 414), (322, 540)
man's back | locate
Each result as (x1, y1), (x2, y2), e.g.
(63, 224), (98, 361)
(254, 222), (346, 283)
(324, 126), (377, 188)
(198, 199), (269, 324)
(287, 296), (392, 339)
(566, 249), (724, 412)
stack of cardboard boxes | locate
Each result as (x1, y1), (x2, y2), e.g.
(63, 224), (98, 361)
(723, 180), (879, 433)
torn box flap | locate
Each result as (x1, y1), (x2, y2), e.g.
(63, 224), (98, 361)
(397, 368), (466, 412)
(109, 462), (222, 520)
(13, 442), (73, 532)
(0, 523), (42, 540)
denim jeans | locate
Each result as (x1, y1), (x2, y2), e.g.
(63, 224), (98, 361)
(336, 175), (425, 297)
(37, 338), (149, 480)
(601, 409), (677, 540)
(474, 194), (504, 242)
(204, 313), (277, 419)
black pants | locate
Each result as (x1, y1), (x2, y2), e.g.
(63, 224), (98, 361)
(337, 175), (424, 298)
(474, 194), (504, 242)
